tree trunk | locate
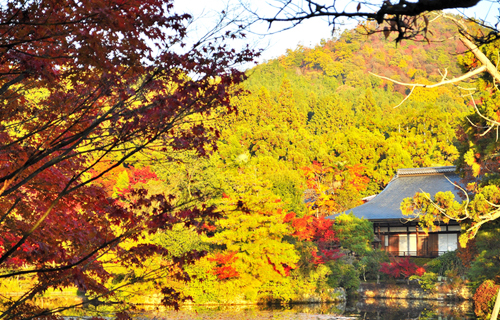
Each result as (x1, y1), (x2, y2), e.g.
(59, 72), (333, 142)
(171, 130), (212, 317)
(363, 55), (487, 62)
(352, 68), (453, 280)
(460, 36), (500, 85)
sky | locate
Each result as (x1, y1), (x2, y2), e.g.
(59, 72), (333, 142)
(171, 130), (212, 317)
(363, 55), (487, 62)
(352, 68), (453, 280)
(175, 0), (500, 64)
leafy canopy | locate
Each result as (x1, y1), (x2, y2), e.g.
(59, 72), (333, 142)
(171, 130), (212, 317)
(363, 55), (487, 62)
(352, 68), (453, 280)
(0, 0), (256, 317)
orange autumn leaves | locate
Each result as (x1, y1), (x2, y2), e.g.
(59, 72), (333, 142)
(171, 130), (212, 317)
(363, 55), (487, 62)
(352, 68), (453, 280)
(302, 161), (369, 216)
(209, 251), (239, 280)
(285, 213), (343, 264)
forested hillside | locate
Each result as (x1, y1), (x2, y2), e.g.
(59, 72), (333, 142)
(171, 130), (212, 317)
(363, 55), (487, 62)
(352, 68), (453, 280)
(135, 16), (474, 304)
(219, 17), (470, 206)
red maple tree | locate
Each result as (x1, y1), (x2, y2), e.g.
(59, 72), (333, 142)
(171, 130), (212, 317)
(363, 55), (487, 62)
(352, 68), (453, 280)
(285, 213), (343, 264)
(208, 251), (240, 280)
(0, 0), (256, 318)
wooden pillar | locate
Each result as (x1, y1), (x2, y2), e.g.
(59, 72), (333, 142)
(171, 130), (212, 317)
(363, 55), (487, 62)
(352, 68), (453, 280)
(377, 225), (381, 249)
(406, 226), (409, 256)
(416, 225), (419, 257)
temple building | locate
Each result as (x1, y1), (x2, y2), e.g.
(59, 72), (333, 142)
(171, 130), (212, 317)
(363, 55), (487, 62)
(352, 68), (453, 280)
(332, 166), (463, 257)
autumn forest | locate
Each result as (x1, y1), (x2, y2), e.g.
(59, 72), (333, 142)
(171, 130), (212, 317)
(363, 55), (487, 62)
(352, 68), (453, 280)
(2, 1), (500, 319)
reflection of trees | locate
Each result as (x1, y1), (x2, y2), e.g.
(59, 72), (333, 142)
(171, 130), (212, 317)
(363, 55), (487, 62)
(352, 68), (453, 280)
(355, 298), (473, 319)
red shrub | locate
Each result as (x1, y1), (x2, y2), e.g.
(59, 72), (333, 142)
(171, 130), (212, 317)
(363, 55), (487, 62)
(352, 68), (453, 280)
(474, 280), (500, 319)
(380, 257), (424, 280)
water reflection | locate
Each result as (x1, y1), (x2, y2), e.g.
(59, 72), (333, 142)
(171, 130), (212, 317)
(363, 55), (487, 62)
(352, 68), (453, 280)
(142, 299), (475, 320)
(148, 304), (353, 320)
(346, 298), (476, 319)
(47, 297), (475, 319)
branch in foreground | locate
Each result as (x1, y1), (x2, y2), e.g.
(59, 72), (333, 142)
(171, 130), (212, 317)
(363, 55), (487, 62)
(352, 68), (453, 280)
(258, 0), (485, 42)
(370, 65), (483, 107)
(370, 65), (485, 90)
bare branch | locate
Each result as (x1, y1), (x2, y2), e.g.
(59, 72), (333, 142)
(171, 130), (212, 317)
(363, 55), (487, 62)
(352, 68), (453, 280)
(458, 86), (476, 91)
(255, 0), (487, 43)
(467, 93), (500, 141)
(394, 85), (416, 108)
(460, 35), (500, 84)
(369, 65), (486, 89)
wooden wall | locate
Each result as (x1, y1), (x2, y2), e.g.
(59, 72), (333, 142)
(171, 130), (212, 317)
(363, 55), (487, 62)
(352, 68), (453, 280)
(380, 233), (449, 257)
(428, 233), (439, 257)
(389, 234), (398, 255)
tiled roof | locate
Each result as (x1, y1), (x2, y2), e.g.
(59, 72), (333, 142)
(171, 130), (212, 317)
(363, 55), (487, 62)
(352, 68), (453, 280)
(329, 166), (462, 221)
(397, 166), (456, 176)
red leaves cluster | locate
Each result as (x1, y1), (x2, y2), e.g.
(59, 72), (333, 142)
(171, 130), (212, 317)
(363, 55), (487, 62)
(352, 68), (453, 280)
(302, 161), (334, 190)
(208, 251), (239, 280)
(346, 164), (370, 193)
(285, 213), (342, 264)
(287, 213), (336, 242)
(380, 257), (425, 279)
(125, 166), (158, 187)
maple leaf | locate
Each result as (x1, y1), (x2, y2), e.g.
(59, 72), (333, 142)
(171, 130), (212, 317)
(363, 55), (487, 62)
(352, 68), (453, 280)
(0, 0), (257, 317)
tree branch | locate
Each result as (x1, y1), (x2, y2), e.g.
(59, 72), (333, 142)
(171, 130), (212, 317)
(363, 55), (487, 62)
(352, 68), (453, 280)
(369, 65), (486, 90)
(375, 0), (481, 23)
(0, 193), (63, 265)
(460, 35), (500, 84)
(260, 0), (483, 38)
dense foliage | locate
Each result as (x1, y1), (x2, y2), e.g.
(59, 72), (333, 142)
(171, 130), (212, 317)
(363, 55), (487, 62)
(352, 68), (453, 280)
(0, 0), (255, 318)
(394, 16), (500, 318)
(467, 222), (500, 289)
(474, 280), (500, 319)
(234, 17), (468, 200)
(400, 19), (500, 244)
(380, 258), (425, 282)
(4, 3), (498, 317)
(143, 16), (475, 305)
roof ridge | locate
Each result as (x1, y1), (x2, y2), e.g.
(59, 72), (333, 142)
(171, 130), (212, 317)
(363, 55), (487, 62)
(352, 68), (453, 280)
(397, 166), (457, 176)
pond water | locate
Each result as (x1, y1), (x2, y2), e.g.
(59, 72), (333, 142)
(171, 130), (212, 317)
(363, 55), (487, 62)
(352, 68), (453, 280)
(347, 298), (475, 319)
(76, 298), (476, 320)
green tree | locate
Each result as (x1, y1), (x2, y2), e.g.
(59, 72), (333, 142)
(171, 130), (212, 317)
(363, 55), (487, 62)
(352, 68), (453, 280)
(192, 160), (300, 302)
(467, 222), (500, 289)
(331, 213), (373, 256)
